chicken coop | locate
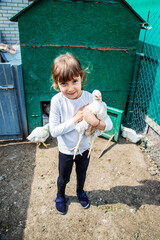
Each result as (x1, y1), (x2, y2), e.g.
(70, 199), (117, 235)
(11, 0), (145, 135)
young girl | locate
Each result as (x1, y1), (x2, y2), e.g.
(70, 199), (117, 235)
(49, 53), (113, 215)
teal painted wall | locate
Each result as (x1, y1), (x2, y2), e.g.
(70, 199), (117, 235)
(126, 0), (159, 20)
(126, 0), (160, 44)
(17, 0), (142, 132)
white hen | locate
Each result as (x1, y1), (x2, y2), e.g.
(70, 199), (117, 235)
(72, 90), (107, 159)
(27, 123), (50, 147)
(121, 125), (143, 143)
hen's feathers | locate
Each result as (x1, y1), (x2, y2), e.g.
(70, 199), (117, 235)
(73, 90), (107, 158)
(87, 100), (107, 121)
(27, 124), (50, 147)
(121, 125), (143, 143)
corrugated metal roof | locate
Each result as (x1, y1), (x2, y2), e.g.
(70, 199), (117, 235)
(10, 0), (145, 22)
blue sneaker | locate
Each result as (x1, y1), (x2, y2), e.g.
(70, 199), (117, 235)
(55, 194), (66, 215)
(77, 191), (90, 209)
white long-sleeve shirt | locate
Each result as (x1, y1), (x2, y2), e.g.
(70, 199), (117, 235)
(49, 90), (113, 155)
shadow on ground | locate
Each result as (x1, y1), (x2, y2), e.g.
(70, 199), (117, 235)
(66, 180), (160, 210)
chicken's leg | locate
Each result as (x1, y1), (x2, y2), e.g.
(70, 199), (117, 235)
(42, 142), (49, 148)
(37, 142), (49, 148)
(87, 136), (96, 158)
(69, 133), (83, 159)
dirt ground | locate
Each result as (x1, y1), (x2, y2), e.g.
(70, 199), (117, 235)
(0, 136), (160, 240)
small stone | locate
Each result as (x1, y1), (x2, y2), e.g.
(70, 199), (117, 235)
(19, 221), (23, 226)
(134, 232), (140, 239)
(22, 184), (27, 189)
(102, 219), (107, 223)
(130, 208), (136, 213)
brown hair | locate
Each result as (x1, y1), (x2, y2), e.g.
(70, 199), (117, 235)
(51, 53), (87, 91)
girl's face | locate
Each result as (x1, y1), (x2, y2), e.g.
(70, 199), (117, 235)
(58, 76), (82, 99)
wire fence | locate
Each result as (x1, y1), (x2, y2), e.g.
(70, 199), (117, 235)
(125, 11), (160, 168)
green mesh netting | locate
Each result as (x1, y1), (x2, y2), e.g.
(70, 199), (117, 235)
(125, 11), (160, 167)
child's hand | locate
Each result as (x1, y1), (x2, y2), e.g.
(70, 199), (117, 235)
(83, 107), (99, 127)
(73, 106), (86, 124)
(83, 107), (106, 130)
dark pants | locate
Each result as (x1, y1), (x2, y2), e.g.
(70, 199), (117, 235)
(57, 150), (90, 197)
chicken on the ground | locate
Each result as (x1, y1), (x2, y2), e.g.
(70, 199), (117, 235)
(121, 125), (143, 143)
(27, 123), (50, 147)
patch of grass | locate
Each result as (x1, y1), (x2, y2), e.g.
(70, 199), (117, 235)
(97, 205), (115, 213)
(97, 203), (129, 213)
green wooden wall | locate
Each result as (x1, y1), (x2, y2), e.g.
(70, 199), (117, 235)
(126, 0), (159, 43)
(16, 0), (142, 132)
(126, 0), (159, 20)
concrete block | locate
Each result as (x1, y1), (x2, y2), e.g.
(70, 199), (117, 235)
(1, 6), (12, 10)
(6, 3), (18, 7)
(1, 0), (12, 3)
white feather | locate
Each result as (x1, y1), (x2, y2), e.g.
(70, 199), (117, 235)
(27, 124), (50, 144)
(121, 125), (143, 143)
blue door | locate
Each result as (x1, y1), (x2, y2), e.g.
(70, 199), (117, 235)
(0, 63), (22, 139)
